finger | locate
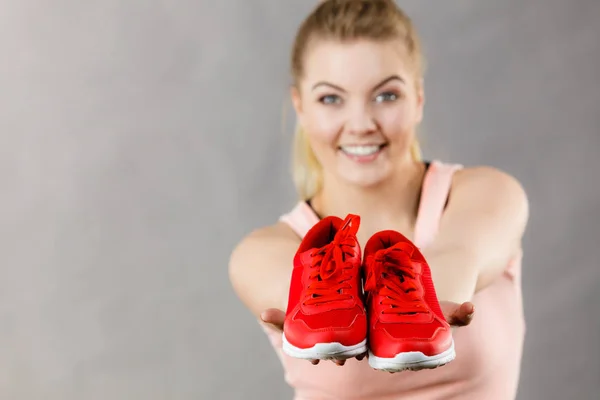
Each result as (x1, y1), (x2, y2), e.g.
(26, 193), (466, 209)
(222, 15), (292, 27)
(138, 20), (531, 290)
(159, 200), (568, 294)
(442, 301), (475, 327)
(260, 308), (286, 332)
(452, 302), (475, 326)
(310, 359), (320, 365)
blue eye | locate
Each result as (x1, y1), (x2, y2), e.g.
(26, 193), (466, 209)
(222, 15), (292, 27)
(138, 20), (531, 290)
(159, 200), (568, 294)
(319, 95), (342, 105)
(375, 92), (398, 103)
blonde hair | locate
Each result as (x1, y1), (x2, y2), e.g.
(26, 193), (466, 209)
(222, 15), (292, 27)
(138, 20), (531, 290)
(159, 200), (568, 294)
(290, 0), (425, 200)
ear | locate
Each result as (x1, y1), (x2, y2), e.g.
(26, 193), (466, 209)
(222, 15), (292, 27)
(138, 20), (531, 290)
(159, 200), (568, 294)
(415, 78), (425, 124)
(290, 85), (305, 125)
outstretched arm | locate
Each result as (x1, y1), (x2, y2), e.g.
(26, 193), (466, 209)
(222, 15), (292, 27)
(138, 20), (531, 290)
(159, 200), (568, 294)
(423, 166), (529, 304)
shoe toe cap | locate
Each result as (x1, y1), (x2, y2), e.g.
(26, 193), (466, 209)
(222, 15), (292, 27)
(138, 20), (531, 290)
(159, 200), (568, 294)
(284, 306), (367, 348)
(371, 320), (452, 358)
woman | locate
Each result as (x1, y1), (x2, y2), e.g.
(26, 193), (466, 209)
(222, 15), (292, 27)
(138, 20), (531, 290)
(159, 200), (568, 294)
(230, 0), (529, 398)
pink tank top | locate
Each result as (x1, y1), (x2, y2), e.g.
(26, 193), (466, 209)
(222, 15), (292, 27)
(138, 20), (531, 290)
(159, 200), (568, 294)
(263, 161), (526, 400)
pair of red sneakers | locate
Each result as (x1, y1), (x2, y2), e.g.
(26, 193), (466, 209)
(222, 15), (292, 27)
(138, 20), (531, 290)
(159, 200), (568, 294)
(282, 214), (455, 372)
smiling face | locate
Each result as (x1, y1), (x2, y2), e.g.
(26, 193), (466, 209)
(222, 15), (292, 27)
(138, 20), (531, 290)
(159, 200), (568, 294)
(292, 39), (424, 189)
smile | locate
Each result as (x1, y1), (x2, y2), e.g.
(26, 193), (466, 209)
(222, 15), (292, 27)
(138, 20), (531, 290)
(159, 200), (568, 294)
(339, 144), (387, 162)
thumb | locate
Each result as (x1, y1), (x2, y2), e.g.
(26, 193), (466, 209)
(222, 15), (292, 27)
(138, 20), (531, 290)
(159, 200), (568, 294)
(440, 301), (475, 327)
(260, 308), (286, 332)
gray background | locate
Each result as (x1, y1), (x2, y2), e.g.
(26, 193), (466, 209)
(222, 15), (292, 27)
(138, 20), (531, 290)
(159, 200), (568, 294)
(0, 0), (598, 399)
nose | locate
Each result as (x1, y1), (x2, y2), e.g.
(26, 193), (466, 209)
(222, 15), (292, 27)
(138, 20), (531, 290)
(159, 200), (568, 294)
(346, 103), (377, 136)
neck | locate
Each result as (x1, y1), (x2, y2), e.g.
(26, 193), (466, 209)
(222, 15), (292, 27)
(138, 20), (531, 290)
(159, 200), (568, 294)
(311, 160), (428, 230)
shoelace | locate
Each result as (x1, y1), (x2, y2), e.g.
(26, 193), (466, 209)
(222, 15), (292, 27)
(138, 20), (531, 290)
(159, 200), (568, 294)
(304, 215), (359, 306)
(364, 242), (428, 315)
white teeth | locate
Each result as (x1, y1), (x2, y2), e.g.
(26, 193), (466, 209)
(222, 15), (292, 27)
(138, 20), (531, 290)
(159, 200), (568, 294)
(341, 145), (381, 156)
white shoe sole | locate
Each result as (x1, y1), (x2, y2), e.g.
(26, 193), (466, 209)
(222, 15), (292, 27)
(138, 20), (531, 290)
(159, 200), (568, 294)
(282, 333), (367, 360)
(368, 339), (456, 372)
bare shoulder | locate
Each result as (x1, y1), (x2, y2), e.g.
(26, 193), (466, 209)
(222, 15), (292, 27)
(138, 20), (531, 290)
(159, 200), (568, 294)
(437, 165), (529, 263)
(228, 222), (301, 317)
(453, 165), (527, 201)
(451, 165), (529, 226)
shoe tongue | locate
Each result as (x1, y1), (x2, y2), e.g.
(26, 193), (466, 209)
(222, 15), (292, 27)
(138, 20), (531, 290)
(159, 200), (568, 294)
(375, 243), (421, 283)
(389, 241), (414, 255)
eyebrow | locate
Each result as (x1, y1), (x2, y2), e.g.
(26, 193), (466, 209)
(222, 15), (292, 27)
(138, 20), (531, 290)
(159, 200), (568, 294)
(311, 75), (405, 92)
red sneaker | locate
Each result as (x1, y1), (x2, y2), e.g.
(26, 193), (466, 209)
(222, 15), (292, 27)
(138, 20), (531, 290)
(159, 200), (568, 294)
(282, 214), (367, 360)
(363, 230), (455, 371)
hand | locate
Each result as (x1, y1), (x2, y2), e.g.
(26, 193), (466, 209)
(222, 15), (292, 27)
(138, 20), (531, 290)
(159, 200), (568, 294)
(260, 302), (473, 366)
(260, 308), (366, 366)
